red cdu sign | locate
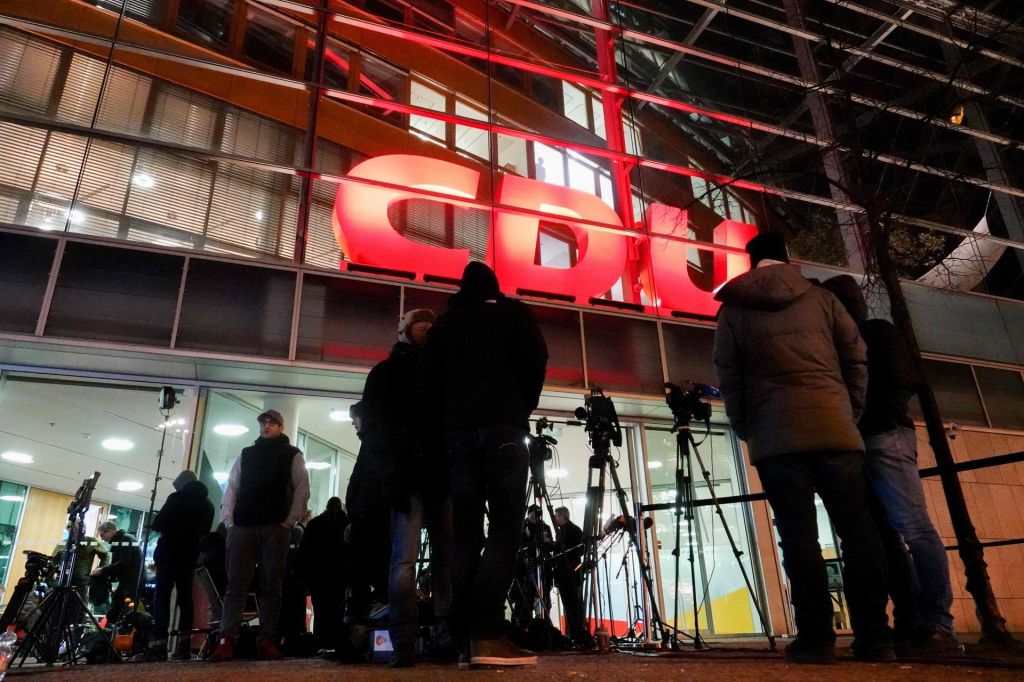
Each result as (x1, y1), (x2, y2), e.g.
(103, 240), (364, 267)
(333, 154), (756, 318)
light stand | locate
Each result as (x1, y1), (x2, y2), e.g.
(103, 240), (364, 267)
(132, 386), (180, 610)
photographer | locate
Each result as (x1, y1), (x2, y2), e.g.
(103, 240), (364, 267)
(510, 505), (553, 630)
(418, 261), (548, 667)
(92, 521), (141, 624)
(713, 233), (890, 663)
(52, 519), (109, 606)
(363, 308), (453, 668)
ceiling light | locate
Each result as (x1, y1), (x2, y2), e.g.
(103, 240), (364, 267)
(132, 172), (155, 189)
(69, 209), (85, 224)
(329, 409), (351, 422)
(213, 471), (229, 484)
(305, 461), (331, 471)
(116, 481), (144, 492)
(0, 495), (24, 503)
(548, 468), (569, 479)
(254, 210), (264, 221)
(213, 424), (249, 437)
(101, 438), (134, 451)
(647, 460), (663, 469)
(949, 105), (965, 125)
(1, 451), (34, 464)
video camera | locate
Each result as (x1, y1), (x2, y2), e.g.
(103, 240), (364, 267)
(664, 381), (720, 427)
(574, 387), (622, 449)
(527, 417), (557, 466)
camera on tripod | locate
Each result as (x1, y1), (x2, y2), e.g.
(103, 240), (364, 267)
(527, 417), (557, 466)
(663, 381), (720, 427)
(574, 387), (622, 448)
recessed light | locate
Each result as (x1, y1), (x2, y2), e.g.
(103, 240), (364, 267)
(1, 451), (34, 464)
(305, 461), (331, 471)
(213, 424), (249, 437)
(0, 495), (24, 503)
(254, 210), (264, 221)
(132, 172), (155, 189)
(548, 468), (569, 479)
(116, 481), (144, 492)
(213, 471), (229, 484)
(648, 460), (663, 469)
(101, 438), (134, 451)
(329, 409), (351, 422)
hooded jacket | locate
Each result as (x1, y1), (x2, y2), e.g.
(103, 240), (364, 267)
(152, 478), (215, 566)
(712, 263), (868, 463)
(418, 262), (548, 433)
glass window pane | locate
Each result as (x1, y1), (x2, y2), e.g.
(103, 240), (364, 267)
(922, 360), (987, 426)
(0, 480), (28, 587)
(0, 232), (56, 334)
(662, 323), (716, 388)
(529, 304), (584, 388)
(297, 275), (400, 366)
(562, 81), (588, 129)
(974, 367), (1024, 430)
(583, 312), (663, 394)
(46, 243), (184, 346)
(176, 260), (296, 358)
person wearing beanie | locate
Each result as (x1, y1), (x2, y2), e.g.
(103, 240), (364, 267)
(357, 306), (453, 667)
(210, 409), (309, 663)
(418, 261), (548, 667)
(135, 468), (214, 661)
(713, 233), (892, 663)
(823, 276), (957, 655)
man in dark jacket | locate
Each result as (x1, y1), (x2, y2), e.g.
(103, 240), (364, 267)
(92, 521), (142, 624)
(551, 507), (587, 646)
(298, 497), (347, 652)
(209, 409), (310, 662)
(419, 261), (548, 667)
(824, 275), (957, 655)
(364, 308), (454, 668)
(713, 233), (891, 663)
(136, 470), (214, 661)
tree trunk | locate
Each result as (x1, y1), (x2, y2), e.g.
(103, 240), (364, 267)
(871, 232), (1015, 645)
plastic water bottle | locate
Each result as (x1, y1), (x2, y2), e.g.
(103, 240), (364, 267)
(0, 625), (18, 680)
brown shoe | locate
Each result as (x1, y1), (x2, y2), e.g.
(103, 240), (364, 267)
(256, 638), (284, 661)
(469, 637), (537, 666)
(207, 636), (235, 663)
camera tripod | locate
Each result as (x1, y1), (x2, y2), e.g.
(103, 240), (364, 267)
(668, 419), (775, 650)
(577, 389), (667, 647)
(13, 473), (122, 667)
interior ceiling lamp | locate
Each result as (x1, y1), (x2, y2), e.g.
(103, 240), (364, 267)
(949, 105), (965, 125)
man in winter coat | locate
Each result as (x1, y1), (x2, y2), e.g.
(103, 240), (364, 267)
(823, 275), (958, 655)
(297, 497), (347, 652)
(419, 261), (548, 667)
(133, 470), (215, 661)
(363, 308), (453, 668)
(209, 409), (310, 662)
(713, 232), (891, 663)
(92, 521), (141, 624)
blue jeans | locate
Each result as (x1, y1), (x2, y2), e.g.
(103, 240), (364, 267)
(864, 426), (955, 635)
(388, 493), (453, 651)
(447, 425), (529, 641)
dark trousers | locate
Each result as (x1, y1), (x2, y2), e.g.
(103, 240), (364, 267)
(553, 566), (586, 641)
(448, 425), (529, 641)
(221, 524), (290, 640)
(310, 583), (346, 649)
(153, 563), (195, 645)
(756, 450), (889, 645)
(347, 508), (391, 620)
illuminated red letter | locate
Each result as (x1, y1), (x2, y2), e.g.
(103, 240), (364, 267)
(333, 155), (478, 280)
(493, 175), (628, 304)
(641, 204), (756, 317)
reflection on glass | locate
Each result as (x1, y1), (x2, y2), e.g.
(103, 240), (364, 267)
(0, 481), (28, 587)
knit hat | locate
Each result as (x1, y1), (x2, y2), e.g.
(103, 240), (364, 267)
(459, 261), (501, 300)
(172, 469), (197, 492)
(745, 232), (790, 267)
(398, 308), (436, 343)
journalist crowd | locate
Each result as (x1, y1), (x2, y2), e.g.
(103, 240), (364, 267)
(44, 235), (959, 668)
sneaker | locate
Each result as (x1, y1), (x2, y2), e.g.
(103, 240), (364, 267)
(256, 638), (284, 661)
(783, 637), (836, 664)
(207, 636), (235, 663)
(470, 637), (537, 666)
(850, 639), (897, 663)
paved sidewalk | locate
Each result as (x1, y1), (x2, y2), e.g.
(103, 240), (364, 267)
(7, 644), (1024, 681)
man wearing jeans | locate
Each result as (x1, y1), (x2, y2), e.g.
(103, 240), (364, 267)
(824, 275), (957, 654)
(714, 232), (892, 663)
(209, 409), (310, 662)
(419, 262), (548, 667)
